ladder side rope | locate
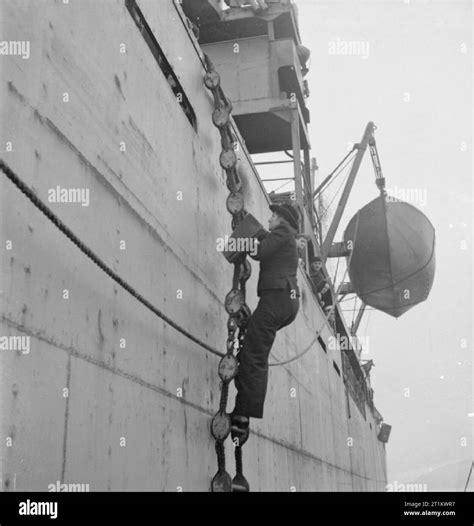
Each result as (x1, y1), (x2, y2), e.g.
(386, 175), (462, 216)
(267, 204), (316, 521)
(0, 159), (224, 359)
(203, 54), (251, 493)
(269, 211), (361, 367)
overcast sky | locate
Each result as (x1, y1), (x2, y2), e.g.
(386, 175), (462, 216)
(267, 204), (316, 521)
(255, 0), (472, 489)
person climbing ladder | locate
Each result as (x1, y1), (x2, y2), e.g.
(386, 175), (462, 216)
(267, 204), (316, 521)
(230, 203), (300, 445)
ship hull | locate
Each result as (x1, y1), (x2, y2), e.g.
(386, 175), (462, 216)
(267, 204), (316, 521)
(0, 0), (387, 491)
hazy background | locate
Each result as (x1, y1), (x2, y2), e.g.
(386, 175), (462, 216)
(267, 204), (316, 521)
(254, 0), (472, 490)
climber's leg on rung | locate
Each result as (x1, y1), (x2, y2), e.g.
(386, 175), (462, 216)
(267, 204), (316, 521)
(233, 289), (299, 419)
(233, 296), (277, 419)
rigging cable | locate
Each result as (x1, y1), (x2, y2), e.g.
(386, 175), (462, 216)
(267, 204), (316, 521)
(363, 309), (372, 340)
(312, 147), (356, 200)
(272, 178), (293, 193)
(464, 461), (473, 492)
(332, 256), (340, 287)
(319, 167), (352, 220)
(317, 150), (356, 198)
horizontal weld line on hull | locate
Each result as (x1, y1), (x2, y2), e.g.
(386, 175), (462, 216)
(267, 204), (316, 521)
(2, 317), (385, 484)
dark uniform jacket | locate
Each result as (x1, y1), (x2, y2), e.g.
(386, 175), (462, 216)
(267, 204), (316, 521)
(309, 269), (325, 293)
(250, 221), (300, 297)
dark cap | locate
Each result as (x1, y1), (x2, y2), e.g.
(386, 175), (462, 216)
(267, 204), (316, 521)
(310, 256), (322, 263)
(269, 203), (299, 230)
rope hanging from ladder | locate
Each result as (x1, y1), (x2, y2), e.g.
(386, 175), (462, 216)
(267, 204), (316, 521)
(203, 54), (251, 493)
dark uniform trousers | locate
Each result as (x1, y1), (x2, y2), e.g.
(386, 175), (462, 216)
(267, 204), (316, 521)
(232, 220), (300, 419)
(234, 288), (299, 419)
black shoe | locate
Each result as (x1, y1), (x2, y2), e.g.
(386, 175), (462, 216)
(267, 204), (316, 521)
(230, 413), (250, 447)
